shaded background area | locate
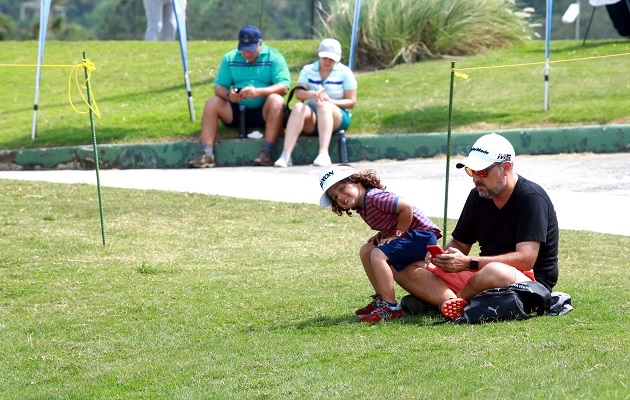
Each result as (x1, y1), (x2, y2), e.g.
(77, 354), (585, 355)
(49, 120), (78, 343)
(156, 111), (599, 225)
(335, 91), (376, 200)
(0, 0), (627, 41)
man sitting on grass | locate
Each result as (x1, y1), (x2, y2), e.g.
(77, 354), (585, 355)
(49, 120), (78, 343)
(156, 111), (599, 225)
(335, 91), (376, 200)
(395, 133), (559, 320)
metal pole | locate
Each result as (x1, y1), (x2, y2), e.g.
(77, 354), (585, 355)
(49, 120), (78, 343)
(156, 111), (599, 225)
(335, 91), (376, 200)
(32, 0), (52, 140)
(348, 0), (361, 71)
(310, 0), (315, 38)
(582, 5), (597, 46)
(544, 0), (553, 111)
(576, 0), (580, 40)
(173, 0), (195, 121)
(83, 51), (106, 246)
(443, 62), (456, 248)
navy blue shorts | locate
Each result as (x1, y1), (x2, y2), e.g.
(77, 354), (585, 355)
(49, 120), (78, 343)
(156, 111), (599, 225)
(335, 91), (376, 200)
(378, 230), (437, 271)
(224, 102), (266, 129)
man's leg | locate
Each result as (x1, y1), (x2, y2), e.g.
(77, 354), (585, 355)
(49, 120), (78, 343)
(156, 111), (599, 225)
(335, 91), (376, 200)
(189, 96), (233, 168)
(396, 264), (471, 320)
(200, 96), (233, 148)
(261, 94), (285, 145)
(441, 262), (531, 320)
(393, 262), (457, 307)
(457, 262), (531, 300)
(254, 94), (285, 166)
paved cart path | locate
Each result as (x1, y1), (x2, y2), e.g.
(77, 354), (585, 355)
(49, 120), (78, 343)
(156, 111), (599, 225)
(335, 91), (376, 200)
(1, 153), (628, 236)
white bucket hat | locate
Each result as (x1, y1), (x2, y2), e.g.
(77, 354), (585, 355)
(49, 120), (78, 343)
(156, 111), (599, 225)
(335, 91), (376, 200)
(318, 164), (357, 207)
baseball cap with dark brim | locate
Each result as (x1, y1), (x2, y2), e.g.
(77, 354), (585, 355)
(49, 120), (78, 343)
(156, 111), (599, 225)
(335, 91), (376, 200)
(318, 164), (358, 207)
(456, 133), (515, 171)
(238, 25), (262, 52)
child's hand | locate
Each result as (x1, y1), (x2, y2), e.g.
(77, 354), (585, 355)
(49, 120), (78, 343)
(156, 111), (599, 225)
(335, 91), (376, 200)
(368, 233), (381, 246)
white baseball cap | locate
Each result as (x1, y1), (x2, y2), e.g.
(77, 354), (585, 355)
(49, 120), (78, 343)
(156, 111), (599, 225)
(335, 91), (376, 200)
(456, 133), (515, 171)
(318, 164), (357, 207)
(318, 38), (342, 62)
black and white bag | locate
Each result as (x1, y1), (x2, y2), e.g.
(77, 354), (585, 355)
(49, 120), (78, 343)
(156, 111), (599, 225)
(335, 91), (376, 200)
(455, 281), (551, 324)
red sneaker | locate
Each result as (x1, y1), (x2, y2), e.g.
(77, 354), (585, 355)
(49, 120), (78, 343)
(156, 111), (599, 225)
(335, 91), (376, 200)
(360, 303), (404, 323)
(355, 294), (382, 316)
(441, 298), (468, 320)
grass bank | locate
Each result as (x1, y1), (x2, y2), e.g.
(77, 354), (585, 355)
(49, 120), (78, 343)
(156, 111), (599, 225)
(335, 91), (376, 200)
(0, 39), (628, 150)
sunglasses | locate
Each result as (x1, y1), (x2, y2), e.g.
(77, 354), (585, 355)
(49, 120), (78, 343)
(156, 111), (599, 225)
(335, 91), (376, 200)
(465, 162), (504, 178)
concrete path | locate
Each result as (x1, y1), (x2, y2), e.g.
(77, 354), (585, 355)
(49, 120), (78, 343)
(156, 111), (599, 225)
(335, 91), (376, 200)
(1, 153), (628, 236)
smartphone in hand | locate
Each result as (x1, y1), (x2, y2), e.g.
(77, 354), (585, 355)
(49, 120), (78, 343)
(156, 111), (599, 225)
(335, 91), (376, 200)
(426, 245), (445, 258)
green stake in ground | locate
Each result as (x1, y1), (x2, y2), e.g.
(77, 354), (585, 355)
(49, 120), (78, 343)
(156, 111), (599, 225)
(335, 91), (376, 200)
(82, 51), (106, 246)
(443, 61), (456, 248)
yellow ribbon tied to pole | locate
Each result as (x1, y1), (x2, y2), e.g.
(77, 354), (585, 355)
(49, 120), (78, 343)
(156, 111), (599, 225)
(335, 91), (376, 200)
(69, 58), (101, 118)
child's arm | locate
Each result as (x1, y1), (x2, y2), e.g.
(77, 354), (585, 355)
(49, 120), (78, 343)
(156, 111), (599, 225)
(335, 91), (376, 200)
(393, 198), (414, 236)
(379, 198), (414, 244)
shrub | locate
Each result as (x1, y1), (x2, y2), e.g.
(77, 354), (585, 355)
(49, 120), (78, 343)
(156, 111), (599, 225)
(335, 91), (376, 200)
(318, 0), (535, 70)
(0, 11), (17, 40)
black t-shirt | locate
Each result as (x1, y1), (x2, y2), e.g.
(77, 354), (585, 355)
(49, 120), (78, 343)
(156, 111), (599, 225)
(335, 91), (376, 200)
(452, 176), (559, 291)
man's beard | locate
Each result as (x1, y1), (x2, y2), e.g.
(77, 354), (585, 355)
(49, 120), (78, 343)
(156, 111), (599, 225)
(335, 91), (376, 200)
(477, 176), (506, 199)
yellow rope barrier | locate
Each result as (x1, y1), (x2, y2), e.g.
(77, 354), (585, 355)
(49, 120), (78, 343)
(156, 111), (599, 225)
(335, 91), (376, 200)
(0, 59), (101, 118)
(0, 63), (75, 67)
(452, 52), (630, 80)
(69, 59), (101, 118)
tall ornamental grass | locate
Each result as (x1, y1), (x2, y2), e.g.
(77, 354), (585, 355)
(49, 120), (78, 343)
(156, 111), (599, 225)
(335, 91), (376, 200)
(319, 0), (535, 69)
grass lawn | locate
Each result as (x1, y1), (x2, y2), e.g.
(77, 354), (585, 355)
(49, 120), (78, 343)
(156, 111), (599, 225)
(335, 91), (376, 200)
(0, 39), (629, 150)
(1, 179), (628, 398)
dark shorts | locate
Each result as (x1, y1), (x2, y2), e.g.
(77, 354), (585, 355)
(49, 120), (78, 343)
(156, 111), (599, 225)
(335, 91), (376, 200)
(224, 102), (266, 129)
(378, 230), (438, 271)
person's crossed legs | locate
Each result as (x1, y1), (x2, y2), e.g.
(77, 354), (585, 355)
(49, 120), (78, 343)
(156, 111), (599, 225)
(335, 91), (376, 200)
(394, 261), (533, 320)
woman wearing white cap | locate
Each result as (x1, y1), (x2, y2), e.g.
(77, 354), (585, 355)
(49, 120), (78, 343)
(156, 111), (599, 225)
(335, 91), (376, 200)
(274, 38), (358, 168)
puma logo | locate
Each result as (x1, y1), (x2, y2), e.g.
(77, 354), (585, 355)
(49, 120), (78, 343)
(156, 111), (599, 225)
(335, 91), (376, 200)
(487, 306), (500, 316)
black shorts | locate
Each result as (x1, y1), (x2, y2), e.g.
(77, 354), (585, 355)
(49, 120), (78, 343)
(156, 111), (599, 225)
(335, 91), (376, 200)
(224, 102), (266, 129)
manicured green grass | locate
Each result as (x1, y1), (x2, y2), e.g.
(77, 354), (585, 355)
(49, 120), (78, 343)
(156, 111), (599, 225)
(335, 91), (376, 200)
(0, 39), (628, 150)
(1, 179), (628, 398)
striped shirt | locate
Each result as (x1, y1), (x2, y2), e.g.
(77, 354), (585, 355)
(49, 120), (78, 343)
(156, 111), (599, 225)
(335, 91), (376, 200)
(297, 61), (357, 104)
(358, 188), (441, 238)
(215, 44), (291, 109)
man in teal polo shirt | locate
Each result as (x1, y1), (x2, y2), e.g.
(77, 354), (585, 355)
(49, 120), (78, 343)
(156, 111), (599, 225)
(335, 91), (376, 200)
(189, 25), (291, 167)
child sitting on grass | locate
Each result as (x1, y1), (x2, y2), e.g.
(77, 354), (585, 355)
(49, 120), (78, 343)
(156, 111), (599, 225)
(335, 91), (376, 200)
(318, 164), (442, 322)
